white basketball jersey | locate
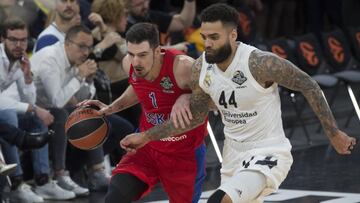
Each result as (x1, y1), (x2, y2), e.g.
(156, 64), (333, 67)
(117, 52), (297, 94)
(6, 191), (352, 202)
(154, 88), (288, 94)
(199, 42), (286, 142)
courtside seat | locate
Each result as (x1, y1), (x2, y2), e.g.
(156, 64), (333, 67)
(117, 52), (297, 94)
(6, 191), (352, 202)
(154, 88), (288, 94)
(344, 26), (360, 64)
(321, 29), (360, 82)
(320, 29), (360, 123)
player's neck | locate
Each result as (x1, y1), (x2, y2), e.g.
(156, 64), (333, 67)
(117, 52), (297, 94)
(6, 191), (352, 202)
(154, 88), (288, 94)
(216, 44), (238, 72)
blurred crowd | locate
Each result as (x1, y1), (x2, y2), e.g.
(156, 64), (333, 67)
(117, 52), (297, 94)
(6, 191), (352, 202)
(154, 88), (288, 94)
(0, 0), (358, 202)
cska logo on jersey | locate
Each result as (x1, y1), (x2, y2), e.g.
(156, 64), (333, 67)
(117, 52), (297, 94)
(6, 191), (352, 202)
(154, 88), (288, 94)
(232, 70), (247, 86)
(160, 76), (174, 93)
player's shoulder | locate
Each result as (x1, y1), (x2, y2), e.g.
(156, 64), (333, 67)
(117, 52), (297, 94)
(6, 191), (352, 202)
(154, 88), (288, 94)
(173, 54), (194, 74)
(174, 54), (195, 68)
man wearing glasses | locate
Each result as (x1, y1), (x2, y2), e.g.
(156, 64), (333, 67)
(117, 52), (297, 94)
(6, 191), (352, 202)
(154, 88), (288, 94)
(31, 24), (97, 108)
(32, 24), (135, 196)
(0, 18), (58, 202)
(30, 24), (96, 198)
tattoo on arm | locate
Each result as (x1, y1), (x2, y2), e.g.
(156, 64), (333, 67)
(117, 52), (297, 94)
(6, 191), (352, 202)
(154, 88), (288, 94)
(145, 57), (212, 141)
(249, 50), (338, 137)
(110, 86), (139, 113)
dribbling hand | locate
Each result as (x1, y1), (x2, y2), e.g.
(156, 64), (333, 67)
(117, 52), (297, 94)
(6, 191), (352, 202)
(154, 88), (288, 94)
(77, 99), (112, 116)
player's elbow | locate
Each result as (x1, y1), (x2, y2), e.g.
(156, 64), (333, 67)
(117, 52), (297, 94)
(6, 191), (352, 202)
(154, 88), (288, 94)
(191, 111), (209, 127)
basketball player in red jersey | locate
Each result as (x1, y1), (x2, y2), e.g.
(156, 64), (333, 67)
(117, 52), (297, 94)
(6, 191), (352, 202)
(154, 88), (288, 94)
(79, 22), (208, 203)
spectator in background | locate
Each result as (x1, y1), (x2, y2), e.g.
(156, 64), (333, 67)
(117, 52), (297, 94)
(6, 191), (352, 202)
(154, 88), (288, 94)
(89, 0), (141, 128)
(31, 25), (97, 195)
(14, 1), (89, 198)
(31, 25), (134, 193)
(127, 0), (196, 33)
(34, 0), (80, 52)
(0, 18), (76, 202)
(127, 0), (197, 52)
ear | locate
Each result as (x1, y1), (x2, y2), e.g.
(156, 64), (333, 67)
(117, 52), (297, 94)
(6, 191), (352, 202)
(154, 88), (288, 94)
(230, 28), (237, 42)
(154, 45), (161, 55)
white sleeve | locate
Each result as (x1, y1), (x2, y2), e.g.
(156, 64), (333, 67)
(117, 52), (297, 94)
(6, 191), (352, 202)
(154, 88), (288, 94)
(38, 60), (81, 108)
(16, 75), (36, 105)
(0, 93), (29, 113)
(89, 81), (96, 99)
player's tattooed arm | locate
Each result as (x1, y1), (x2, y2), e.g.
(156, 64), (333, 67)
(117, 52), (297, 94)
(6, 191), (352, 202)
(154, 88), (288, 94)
(248, 50), (338, 138)
(144, 57), (212, 141)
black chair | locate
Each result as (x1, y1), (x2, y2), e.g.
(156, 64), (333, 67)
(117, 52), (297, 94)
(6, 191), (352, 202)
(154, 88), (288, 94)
(345, 26), (360, 62)
(292, 33), (347, 134)
(320, 29), (360, 125)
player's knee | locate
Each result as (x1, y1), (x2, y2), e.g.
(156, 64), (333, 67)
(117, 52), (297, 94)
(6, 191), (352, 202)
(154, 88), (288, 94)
(208, 190), (226, 203)
(105, 173), (147, 203)
(105, 177), (130, 203)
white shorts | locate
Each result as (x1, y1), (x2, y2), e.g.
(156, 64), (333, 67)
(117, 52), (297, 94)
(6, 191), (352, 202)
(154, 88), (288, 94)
(219, 137), (293, 202)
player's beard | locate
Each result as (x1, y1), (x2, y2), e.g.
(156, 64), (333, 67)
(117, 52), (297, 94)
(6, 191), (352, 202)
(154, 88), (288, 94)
(205, 41), (232, 64)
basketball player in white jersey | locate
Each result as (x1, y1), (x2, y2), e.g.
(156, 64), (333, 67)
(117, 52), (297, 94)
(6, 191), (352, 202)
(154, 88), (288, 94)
(120, 3), (357, 203)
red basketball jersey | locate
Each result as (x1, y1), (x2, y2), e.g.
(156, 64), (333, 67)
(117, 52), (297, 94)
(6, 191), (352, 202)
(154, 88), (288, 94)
(129, 49), (207, 154)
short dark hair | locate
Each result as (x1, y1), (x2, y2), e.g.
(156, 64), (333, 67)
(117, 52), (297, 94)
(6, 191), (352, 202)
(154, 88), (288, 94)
(1, 18), (27, 38)
(125, 23), (159, 49)
(65, 24), (92, 41)
(200, 3), (239, 29)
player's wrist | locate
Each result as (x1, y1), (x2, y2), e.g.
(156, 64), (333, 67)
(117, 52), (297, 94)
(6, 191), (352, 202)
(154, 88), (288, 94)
(141, 132), (152, 142)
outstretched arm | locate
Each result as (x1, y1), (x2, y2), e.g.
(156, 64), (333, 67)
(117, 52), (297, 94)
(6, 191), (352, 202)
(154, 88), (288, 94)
(248, 50), (356, 154)
(120, 57), (212, 151)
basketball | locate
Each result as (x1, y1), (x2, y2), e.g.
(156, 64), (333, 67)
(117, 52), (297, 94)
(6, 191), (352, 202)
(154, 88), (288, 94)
(65, 106), (109, 150)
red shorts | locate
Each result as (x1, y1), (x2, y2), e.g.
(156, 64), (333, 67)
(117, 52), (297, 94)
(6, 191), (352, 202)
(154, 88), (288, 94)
(112, 145), (201, 203)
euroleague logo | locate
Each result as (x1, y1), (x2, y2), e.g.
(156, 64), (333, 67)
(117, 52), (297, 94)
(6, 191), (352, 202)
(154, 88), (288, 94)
(327, 37), (344, 63)
(299, 42), (319, 67)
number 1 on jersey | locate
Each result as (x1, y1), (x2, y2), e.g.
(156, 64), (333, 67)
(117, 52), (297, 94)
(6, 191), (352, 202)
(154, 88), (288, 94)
(149, 92), (158, 108)
(219, 90), (237, 108)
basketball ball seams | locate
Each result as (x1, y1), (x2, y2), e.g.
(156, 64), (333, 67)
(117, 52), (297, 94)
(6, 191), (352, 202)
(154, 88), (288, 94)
(66, 117), (105, 131)
(65, 106), (110, 150)
(66, 118), (105, 139)
(65, 108), (102, 128)
(69, 122), (109, 150)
